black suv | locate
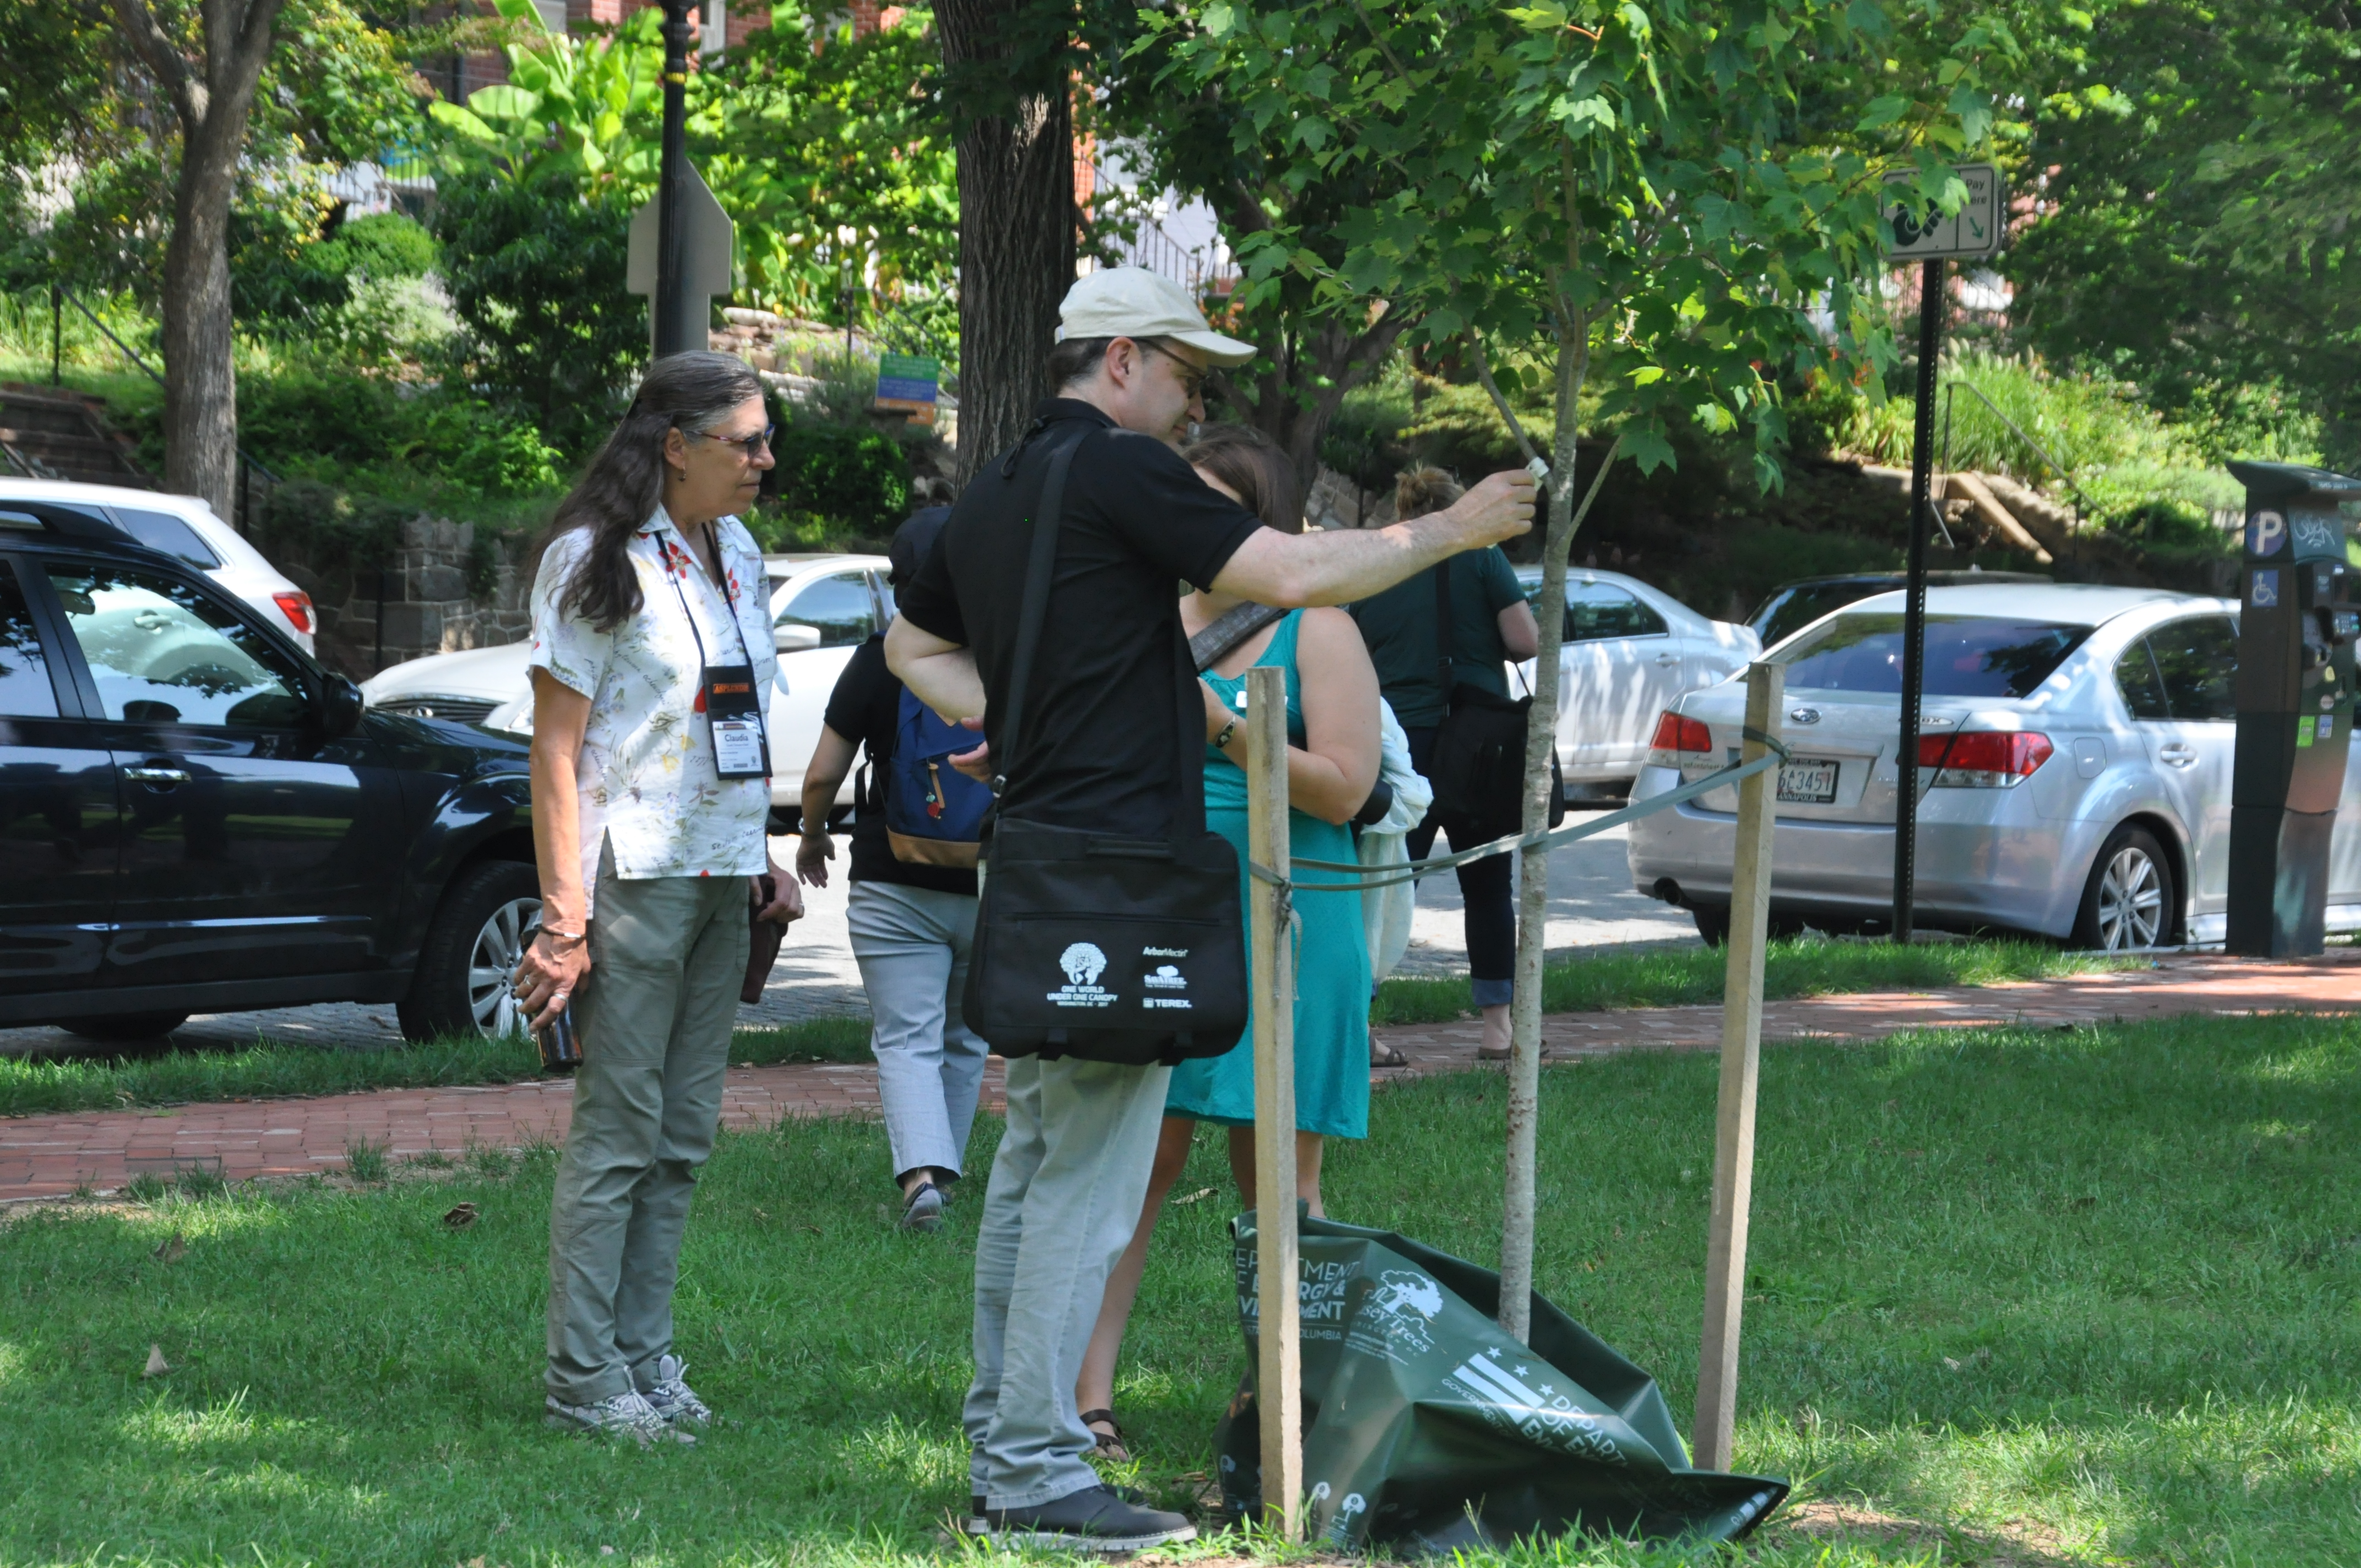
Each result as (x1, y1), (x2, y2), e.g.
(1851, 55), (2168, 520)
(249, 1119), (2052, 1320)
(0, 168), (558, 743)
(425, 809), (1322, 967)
(0, 498), (538, 1043)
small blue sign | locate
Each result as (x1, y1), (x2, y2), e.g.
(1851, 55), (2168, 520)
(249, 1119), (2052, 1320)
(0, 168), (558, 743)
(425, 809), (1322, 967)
(2250, 569), (2280, 608)
(2248, 510), (2286, 556)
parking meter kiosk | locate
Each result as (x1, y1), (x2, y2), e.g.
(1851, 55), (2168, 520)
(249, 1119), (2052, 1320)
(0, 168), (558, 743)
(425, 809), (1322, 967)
(2225, 461), (2361, 956)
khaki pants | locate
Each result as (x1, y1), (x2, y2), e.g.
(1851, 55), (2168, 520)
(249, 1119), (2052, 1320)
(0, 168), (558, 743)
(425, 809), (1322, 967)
(545, 843), (748, 1405)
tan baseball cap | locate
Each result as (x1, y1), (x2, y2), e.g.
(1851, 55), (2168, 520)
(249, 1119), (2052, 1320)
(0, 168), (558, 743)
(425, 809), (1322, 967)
(1056, 266), (1258, 367)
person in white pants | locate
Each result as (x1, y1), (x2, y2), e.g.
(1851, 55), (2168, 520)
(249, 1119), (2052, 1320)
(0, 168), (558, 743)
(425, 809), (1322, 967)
(796, 510), (986, 1232)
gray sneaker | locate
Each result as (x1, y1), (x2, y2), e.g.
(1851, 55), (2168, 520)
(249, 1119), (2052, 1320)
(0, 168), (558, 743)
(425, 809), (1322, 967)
(641, 1354), (712, 1428)
(545, 1389), (692, 1446)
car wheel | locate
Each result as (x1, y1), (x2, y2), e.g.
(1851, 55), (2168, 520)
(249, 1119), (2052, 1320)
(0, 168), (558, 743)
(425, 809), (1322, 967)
(1692, 905), (1732, 945)
(398, 859), (541, 1043)
(63, 1012), (189, 1043)
(2073, 826), (2175, 951)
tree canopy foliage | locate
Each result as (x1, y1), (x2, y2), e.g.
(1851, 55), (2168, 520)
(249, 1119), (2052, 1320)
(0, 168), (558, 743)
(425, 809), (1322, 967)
(2002, 0), (2358, 466)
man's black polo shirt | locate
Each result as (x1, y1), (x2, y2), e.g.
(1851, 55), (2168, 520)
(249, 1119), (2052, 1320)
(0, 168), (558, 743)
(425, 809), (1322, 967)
(896, 399), (1263, 837)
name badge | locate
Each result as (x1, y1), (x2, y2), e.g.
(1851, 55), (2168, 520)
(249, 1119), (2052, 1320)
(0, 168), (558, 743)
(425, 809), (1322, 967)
(701, 663), (768, 779)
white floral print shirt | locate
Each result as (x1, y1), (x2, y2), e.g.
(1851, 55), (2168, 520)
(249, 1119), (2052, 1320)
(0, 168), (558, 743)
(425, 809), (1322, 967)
(528, 507), (779, 913)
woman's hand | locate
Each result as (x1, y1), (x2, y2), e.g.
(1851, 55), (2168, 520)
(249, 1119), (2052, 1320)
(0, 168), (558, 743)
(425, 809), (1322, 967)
(514, 930), (590, 1033)
(755, 858), (804, 923)
(795, 829), (835, 888)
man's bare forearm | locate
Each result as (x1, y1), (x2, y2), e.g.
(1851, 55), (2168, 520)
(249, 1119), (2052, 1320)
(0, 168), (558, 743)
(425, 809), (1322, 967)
(884, 617), (988, 721)
(1210, 469), (1536, 607)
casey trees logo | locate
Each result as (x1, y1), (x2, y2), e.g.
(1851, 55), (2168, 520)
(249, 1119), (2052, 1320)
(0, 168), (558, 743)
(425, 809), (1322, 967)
(1049, 942), (1115, 1008)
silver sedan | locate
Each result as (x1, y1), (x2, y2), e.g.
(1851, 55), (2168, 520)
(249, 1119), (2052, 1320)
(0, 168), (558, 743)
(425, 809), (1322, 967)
(1625, 583), (2361, 948)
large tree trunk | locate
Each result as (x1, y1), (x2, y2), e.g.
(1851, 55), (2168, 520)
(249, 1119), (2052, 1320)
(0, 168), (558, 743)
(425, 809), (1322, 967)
(161, 123), (244, 518)
(109, 0), (289, 521)
(937, 0), (1075, 482)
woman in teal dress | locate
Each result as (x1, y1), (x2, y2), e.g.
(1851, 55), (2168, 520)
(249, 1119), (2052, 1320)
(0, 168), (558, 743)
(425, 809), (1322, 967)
(1074, 424), (1382, 1459)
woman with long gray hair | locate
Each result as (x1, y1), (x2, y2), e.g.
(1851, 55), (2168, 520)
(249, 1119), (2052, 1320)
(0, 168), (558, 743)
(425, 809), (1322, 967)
(511, 350), (803, 1444)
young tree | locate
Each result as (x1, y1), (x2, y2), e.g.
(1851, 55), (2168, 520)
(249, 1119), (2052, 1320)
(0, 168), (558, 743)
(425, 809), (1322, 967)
(1157, 0), (2006, 1332)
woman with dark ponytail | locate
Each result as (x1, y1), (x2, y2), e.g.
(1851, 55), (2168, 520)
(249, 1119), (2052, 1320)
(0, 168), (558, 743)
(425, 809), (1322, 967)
(511, 350), (803, 1444)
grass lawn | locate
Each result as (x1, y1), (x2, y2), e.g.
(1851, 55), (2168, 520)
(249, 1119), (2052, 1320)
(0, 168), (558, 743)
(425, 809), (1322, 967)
(0, 938), (2137, 1118)
(3, 1010), (2355, 1566)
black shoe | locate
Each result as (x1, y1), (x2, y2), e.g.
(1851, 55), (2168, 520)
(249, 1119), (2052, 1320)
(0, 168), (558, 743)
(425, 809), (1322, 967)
(978, 1484), (1196, 1552)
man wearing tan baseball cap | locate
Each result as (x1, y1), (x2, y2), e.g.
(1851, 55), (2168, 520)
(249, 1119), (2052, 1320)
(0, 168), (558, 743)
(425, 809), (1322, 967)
(887, 265), (1535, 1551)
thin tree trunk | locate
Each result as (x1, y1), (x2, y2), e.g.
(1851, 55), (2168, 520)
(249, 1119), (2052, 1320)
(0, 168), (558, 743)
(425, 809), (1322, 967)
(1498, 282), (1594, 1343)
(937, 0), (1075, 483)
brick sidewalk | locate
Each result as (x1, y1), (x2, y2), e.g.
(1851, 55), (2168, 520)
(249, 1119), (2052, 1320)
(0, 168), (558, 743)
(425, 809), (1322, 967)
(4, 952), (2353, 1204)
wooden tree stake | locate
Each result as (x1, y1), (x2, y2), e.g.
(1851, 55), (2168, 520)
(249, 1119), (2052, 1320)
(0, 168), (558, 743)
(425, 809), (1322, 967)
(1245, 665), (1303, 1540)
(1693, 660), (1783, 1471)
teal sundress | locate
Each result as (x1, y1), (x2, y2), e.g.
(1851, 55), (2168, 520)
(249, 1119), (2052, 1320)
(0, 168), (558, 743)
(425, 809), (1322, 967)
(1165, 611), (1373, 1139)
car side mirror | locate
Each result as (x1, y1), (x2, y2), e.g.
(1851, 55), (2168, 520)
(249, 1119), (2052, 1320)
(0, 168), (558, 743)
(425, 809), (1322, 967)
(774, 623), (822, 653)
(315, 674), (364, 737)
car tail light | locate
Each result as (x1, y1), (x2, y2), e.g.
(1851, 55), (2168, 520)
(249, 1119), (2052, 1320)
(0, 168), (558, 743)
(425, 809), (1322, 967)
(273, 591), (315, 634)
(1921, 729), (2052, 788)
(1646, 711), (1715, 768)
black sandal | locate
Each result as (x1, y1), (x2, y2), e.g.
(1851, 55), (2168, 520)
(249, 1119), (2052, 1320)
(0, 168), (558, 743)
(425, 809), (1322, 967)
(1371, 1040), (1411, 1068)
(1079, 1407), (1130, 1462)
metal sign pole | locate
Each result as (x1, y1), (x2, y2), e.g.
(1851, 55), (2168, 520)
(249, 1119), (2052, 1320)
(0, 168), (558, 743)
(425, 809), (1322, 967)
(1245, 664), (1302, 1542)
(653, 0), (697, 357)
(1892, 256), (1945, 943)
(1693, 662), (1782, 1470)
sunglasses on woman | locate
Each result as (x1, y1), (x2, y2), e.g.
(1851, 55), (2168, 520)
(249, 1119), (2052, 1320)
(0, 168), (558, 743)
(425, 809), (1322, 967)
(688, 423), (777, 459)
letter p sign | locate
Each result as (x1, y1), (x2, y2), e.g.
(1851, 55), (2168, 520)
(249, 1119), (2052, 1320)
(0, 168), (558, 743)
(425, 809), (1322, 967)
(2248, 510), (2287, 558)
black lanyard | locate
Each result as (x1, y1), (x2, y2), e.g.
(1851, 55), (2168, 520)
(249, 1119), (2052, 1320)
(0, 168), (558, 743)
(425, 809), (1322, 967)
(663, 519), (754, 670)
(664, 519), (768, 778)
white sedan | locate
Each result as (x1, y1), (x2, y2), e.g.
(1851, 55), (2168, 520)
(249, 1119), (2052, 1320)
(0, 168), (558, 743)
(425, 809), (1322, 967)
(1513, 566), (1762, 795)
(360, 551), (891, 825)
(1625, 582), (2361, 946)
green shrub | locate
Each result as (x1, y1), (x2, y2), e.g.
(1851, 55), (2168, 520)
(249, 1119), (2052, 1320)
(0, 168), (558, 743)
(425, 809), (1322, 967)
(317, 214), (437, 281)
(416, 397), (565, 498)
(237, 367), (415, 469)
(434, 171), (643, 458)
(769, 422), (909, 535)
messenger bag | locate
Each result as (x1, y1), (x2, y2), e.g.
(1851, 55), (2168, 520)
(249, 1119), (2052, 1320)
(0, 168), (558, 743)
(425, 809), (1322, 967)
(960, 432), (1248, 1065)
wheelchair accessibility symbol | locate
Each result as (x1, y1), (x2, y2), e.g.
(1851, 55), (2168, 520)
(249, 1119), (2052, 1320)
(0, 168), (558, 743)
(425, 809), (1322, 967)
(2250, 569), (2281, 608)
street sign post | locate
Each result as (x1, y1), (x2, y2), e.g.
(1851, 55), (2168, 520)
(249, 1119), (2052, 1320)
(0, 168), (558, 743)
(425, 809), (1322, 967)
(1884, 164), (2003, 943)
(626, 166), (735, 356)
(875, 352), (941, 426)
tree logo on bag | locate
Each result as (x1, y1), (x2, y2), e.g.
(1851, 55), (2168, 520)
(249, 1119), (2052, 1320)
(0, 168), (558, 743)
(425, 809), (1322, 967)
(1360, 1270), (1443, 1356)
(1049, 942), (1116, 1008)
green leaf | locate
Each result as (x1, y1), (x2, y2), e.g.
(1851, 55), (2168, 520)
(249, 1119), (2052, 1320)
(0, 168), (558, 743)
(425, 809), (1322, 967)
(1204, 2), (1237, 38)
(468, 85), (543, 123)
(1506, 1), (1570, 28)
(428, 101), (498, 142)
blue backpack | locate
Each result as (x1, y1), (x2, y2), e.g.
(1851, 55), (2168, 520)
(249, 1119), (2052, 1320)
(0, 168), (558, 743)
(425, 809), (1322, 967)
(884, 686), (993, 868)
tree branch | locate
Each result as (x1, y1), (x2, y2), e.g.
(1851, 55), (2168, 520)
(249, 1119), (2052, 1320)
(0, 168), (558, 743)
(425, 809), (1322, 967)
(1468, 333), (1546, 470)
(106, 0), (201, 129)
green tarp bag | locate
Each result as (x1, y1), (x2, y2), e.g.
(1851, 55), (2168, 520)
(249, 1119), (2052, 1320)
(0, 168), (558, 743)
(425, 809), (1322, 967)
(1217, 1211), (1787, 1553)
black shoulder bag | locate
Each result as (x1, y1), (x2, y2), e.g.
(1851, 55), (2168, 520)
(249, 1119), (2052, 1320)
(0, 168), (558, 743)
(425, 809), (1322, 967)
(1426, 558), (1568, 836)
(959, 434), (1249, 1066)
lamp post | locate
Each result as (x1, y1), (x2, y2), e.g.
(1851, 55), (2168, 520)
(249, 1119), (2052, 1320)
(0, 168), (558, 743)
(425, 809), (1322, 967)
(652, 0), (699, 357)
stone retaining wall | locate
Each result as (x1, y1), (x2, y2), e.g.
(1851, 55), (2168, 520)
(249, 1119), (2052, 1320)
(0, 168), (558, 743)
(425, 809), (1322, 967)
(289, 515), (536, 679)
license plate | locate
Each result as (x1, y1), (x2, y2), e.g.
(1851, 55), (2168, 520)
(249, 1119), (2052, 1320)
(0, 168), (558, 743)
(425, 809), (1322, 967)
(1776, 758), (1840, 804)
